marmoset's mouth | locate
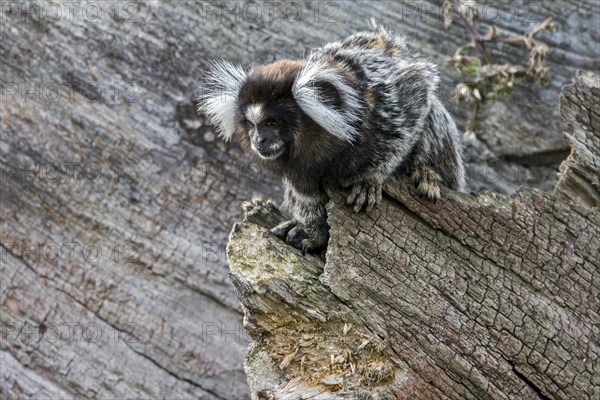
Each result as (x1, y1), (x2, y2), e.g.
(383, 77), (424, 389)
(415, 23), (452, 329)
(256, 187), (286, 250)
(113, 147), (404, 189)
(251, 142), (285, 161)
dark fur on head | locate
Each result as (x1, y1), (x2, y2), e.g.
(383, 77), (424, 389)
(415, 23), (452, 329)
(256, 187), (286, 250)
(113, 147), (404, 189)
(231, 60), (349, 188)
(198, 21), (465, 254)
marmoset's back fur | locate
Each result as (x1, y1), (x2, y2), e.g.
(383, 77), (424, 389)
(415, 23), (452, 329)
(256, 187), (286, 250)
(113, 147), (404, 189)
(199, 21), (465, 254)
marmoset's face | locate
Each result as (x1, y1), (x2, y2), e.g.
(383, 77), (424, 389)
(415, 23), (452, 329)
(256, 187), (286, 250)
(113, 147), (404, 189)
(239, 103), (288, 160)
(233, 60), (307, 161)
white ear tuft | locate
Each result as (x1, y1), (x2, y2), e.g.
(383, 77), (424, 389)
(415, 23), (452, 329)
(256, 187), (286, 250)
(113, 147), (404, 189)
(197, 60), (247, 141)
(292, 59), (363, 142)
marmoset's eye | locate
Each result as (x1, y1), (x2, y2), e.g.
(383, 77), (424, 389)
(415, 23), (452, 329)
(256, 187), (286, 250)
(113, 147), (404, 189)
(266, 118), (280, 127)
(246, 119), (255, 128)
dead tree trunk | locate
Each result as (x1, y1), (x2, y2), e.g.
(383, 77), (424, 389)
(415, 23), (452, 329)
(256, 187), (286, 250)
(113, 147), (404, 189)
(1, 2), (598, 399)
(226, 72), (599, 399)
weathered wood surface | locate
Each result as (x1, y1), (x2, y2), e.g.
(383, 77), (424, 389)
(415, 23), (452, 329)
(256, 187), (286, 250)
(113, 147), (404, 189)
(227, 72), (599, 399)
(0, 1), (598, 399)
(555, 70), (600, 206)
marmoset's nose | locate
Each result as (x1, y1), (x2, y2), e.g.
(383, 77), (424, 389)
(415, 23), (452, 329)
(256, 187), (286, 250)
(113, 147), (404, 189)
(254, 129), (276, 147)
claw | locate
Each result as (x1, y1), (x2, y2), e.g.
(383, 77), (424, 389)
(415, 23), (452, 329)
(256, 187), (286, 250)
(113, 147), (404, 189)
(365, 185), (379, 213)
(354, 189), (367, 213)
(346, 185), (360, 205)
(301, 241), (308, 256)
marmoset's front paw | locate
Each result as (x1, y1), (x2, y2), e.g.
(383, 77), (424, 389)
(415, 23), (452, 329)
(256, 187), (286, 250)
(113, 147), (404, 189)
(272, 220), (328, 255)
(346, 181), (383, 213)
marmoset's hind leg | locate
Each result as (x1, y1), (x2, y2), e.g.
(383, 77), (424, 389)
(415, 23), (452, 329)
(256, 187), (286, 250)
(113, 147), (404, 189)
(404, 98), (466, 201)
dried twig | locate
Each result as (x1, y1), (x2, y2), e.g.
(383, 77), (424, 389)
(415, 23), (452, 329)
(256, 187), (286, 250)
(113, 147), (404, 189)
(444, 0), (556, 140)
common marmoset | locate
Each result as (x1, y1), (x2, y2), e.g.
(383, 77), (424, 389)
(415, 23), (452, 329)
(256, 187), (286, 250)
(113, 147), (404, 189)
(198, 22), (465, 254)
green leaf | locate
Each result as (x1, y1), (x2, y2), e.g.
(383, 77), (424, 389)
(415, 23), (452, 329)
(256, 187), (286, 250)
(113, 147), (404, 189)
(496, 87), (513, 97)
(461, 59), (481, 76)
